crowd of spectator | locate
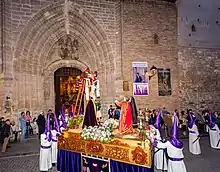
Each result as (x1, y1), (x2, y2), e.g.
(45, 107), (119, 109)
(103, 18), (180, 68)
(108, 104), (220, 138)
(0, 110), (50, 153)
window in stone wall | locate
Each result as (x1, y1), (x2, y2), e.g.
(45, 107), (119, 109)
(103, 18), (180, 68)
(153, 33), (159, 44)
(191, 24), (196, 32)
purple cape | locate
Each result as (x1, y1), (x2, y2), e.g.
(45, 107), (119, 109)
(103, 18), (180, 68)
(82, 100), (97, 128)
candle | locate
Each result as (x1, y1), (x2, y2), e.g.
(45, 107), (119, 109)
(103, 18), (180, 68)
(140, 118), (143, 129)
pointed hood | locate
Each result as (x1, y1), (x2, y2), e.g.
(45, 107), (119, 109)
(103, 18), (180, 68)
(60, 111), (67, 129)
(80, 106), (83, 115)
(54, 113), (61, 133)
(187, 112), (195, 129)
(154, 111), (161, 130)
(68, 105), (73, 118)
(61, 104), (65, 115)
(170, 114), (183, 149)
(209, 112), (215, 128)
(44, 113), (52, 141)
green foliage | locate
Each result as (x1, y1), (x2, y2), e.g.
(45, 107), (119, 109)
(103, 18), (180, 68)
(68, 116), (84, 129)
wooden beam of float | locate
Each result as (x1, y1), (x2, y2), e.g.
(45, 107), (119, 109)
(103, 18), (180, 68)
(58, 131), (153, 168)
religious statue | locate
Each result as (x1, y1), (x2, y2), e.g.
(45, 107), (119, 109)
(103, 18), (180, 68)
(95, 100), (102, 124)
(58, 36), (80, 60)
(82, 99), (97, 128)
(115, 97), (134, 135)
(84, 70), (100, 101)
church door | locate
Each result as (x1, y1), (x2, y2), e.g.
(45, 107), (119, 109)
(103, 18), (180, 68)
(54, 67), (82, 115)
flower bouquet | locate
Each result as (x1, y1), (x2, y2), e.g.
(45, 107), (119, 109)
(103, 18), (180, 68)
(81, 125), (113, 143)
(103, 118), (119, 131)
(145, 125), (157, 143)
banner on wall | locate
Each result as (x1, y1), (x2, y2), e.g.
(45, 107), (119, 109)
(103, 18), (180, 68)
(132, 62), (149, 96)
(158, 68), (172, 96)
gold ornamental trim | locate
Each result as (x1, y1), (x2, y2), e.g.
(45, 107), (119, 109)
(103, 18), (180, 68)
(58, 132), (152, 168)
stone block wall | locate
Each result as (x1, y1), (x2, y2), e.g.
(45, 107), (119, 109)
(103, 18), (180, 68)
(177, 0), (220, 112)
(177, 0), (220, 48)
(2, 0), (219, 119)
(178, 47), (220, 112)
(122, 0), (179, 111)
(3, 0), (121, 116)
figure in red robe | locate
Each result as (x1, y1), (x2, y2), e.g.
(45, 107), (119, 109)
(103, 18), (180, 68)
(115, 97), (134, 135)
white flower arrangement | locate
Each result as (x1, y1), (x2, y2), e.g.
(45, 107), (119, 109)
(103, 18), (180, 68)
(81, 125), (113, 143)
(145, 125), (157, 143)
(103, 118), (119, 130)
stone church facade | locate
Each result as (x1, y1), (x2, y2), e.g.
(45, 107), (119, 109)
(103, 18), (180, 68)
(0, 0), (220, 119)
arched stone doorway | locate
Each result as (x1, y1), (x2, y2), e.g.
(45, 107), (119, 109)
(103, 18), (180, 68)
(54, 67), (82, 115)
(42, 59), (88, 113)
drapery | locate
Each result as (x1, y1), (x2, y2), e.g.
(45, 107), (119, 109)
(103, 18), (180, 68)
(110, 160), (154, 172)
(82, 156), (109, 172)
(57, 149), (154, 172)
(57, 150), (81, 172)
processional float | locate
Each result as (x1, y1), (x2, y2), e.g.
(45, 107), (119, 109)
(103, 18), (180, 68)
(57, 68), (153, 172)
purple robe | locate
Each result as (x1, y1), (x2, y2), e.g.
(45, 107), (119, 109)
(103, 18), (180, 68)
(82, 100), (97, 128)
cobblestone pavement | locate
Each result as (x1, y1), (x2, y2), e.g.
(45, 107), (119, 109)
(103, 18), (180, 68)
(0, 136), (40, 158)
(0, 136), (220, 172)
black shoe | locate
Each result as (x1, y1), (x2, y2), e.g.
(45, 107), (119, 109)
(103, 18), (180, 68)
(52, 163), (56, 167)
(6, 145), (11, 149)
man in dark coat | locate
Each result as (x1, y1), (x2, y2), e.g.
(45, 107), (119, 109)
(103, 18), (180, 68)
(36, 113), (46, 139)
(1, 119), (11, 152)
(47, 109), (55, 130)
(0, 117), (5, 143)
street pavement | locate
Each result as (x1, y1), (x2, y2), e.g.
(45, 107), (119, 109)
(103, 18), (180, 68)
(0, 135), (220, 172)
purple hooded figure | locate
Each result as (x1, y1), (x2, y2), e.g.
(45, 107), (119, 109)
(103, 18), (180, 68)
(68, 105), (74, 118)
(187, 112), (196, 129)
(170, 115), (183, 149)
(153, 110), (168, 170)
(43, 113), (52, 142)
(54, 113), (61, 134)
(51, 113), (61, 165)
(60, 111), (67, 129)
(208, 112), (220, 149)
(154, 111), (161, 130)
(153, 114), (187, 172)
(61, 104), (65, 115)
(39, 113), (52, 171)
(209, 112), (215, 128)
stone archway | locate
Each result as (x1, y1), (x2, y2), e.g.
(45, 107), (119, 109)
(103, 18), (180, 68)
(11, 1), (117, 113)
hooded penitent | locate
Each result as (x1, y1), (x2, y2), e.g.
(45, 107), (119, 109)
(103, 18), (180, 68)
(44, 113), (52, 141)
(187, 112), (195, 129)
(130, 96), (138, 127)
(68, 105), (73, 118)
(154, 111), (161, 130)
(170, 115), (183, 149)
(60, 110), (67, 129)
(82, 99), (97, 128)
(54, 113), (61, 134)
(209, 112), (215, 128)
(61, 104), (65, 115)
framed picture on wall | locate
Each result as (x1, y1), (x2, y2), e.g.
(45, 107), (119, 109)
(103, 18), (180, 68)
(132, 62), (149, 96)
(123, 81), (129, 91)
(158, 68), (172, 96)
